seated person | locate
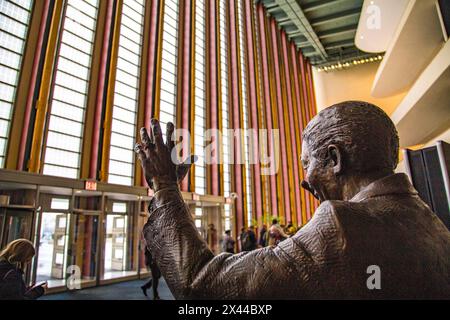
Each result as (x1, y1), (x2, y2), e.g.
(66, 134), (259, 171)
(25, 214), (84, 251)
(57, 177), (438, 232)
(0, 239), (47, 300)
(135, 101), (450, 299)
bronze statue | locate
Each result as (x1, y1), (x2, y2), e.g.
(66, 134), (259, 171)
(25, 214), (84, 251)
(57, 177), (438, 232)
(136, 101), (450, 299)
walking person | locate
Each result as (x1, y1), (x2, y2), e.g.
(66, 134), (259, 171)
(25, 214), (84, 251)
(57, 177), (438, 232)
(258, 224), (268, 248)
(140, 247), (161, 300)
(268, 219), (289, 246)
(246, 226), (258, 251)
(238, 227), (247, 252)
(222, 230), (235, 254)
(207, 224), (218, 255)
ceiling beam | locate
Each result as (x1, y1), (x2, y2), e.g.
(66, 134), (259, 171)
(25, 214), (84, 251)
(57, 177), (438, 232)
(302, 47), (316, 54)
(296, 41), (311, 48)
(324, 39), (355, 50)
(261, 0), (277, 9)
(310, 8), (361, 27)
(277, 17), (290, 24)
(318, 23), (358, 39)
(274, 0), (328, 59)
(302, 0), (350, 13)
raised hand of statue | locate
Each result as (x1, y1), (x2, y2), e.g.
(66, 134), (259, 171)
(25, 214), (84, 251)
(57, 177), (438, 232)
(135, 119), (195, 191)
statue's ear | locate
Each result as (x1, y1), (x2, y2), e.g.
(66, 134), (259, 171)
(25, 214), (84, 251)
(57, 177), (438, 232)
(328, 144), (343, 175)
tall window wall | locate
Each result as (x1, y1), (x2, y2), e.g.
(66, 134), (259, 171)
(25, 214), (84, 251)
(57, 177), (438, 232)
(0, 1), (318, 229)
(194, 0), (206, 195)
(108, 0), (145, 186)
(158, 0), (179, 133)
(0, 0), (33, 168)
(43, 0), (99, 178)
(237, 0), (253, 226)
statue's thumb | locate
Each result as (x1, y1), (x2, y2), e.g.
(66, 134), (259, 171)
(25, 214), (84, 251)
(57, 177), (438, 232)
(176, 155), (198, 183)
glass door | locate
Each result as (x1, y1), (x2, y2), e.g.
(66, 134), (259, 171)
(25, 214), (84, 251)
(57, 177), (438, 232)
(101, 201), (137, 281)
(69, 192), (103, 288)
(34, 196), (71, 289)
(35, 211), (70, 288)
(193, 206), (206, 239)
(69, 213), (100, 287)
(110, 215), (126, 271)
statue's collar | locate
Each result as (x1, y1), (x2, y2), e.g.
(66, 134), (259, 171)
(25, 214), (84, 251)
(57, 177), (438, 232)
(350, 173), (418, 202)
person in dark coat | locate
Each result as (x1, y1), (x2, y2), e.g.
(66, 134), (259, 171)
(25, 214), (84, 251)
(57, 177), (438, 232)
(258, 224), (267, 248)
(0, 239), (46, 300)
(222, 230), (235, 253)
(140, 247), (161, 300)
(246, 226), (258, 251)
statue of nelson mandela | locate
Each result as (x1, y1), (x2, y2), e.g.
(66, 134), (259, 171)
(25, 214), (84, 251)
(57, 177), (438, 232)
(135, 101), (450, 299)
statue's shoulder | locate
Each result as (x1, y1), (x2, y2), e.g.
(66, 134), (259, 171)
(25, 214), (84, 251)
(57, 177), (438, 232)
(300, 201), (347, 234)
(314, 200), (352, 217)
(311, 200), (363, 231)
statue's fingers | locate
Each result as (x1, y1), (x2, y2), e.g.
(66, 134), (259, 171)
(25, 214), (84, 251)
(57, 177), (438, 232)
(134, 143), (146, 162)
(150, 118), (165, 150)
(176, 165), (189, 183)
(140, 127), (152, 146)
(176, 155), (198, 182)
(166, 122), (175, 150)
(135, 143), (157, 173)
(147, 143), (158, 160)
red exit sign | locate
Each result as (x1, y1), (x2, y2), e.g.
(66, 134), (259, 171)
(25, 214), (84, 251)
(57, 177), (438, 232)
(85, 181), (97, 191)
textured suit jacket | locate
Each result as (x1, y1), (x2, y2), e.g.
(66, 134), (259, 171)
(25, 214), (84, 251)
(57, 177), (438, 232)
(143, 173), (450, 299)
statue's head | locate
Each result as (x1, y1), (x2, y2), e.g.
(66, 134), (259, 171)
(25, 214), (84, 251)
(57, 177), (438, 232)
(301, 101), (399, 201)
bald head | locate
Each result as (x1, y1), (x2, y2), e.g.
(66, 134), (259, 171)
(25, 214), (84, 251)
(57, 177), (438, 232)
(303, 101), (399, 175)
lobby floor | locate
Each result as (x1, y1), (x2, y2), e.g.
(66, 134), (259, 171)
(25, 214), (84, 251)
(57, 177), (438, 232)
(40, 279), (175, 300)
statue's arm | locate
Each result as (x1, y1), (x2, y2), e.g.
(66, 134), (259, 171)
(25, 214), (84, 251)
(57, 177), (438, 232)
(143, 186), (318, 299)
(136, 119), (322, 299)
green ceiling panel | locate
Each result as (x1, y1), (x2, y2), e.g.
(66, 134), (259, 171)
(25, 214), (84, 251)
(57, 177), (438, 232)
(261, 0), (378, 67)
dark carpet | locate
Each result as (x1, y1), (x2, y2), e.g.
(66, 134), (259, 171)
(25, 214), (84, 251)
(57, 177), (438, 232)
(40, 278), (175, 300)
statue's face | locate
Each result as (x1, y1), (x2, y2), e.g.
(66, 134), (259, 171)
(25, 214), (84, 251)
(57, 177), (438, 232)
(301, 141), (340, 201)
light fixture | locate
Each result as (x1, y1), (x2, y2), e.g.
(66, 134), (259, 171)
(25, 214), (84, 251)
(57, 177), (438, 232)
(316, 54), (384, 73)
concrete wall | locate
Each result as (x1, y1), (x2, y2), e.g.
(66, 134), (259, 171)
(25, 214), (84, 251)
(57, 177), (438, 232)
(312, 61), (406, 115)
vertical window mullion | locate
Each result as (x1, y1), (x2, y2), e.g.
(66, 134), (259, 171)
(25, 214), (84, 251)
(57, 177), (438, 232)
(237, 0), (252, 226)
(194, 0), (206, 195)
(219, 0), (232, 231)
